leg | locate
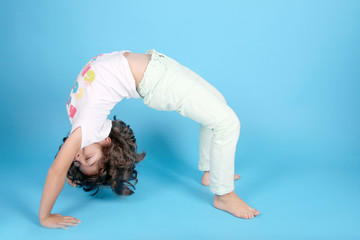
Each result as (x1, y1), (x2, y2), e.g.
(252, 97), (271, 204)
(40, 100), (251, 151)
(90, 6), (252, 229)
(196, 76), (227, 172)
(199, 125), (212, 172)
(200, 122), (240, 186)
(178, 83), (259, 218)
(194, 77), (240, 185)
(200, 124), (241, 186)
(162, 61), (239, 193)
(176, 76), (238, 193)
(138, 50), (259, 218)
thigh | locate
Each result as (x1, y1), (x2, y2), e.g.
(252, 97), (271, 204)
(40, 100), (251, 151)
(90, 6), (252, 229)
(177, 82), (233, 129)
(179, 65), (227, 104)
(143, 57), (206, 111)
(144, 54), (226, 114)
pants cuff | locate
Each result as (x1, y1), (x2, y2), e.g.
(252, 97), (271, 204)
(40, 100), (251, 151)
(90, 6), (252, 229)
(198, 165), (210, 171)
(210, 186), (234, 195)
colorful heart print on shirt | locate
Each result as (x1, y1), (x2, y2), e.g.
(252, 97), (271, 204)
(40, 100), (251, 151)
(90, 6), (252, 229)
(81, 63), (96, 86)
(67, 95), (77, 118)
(75, 88), (84, 99)
(69, 104), (77, 118)
(67, 54), (100, 118)
(67, 83), (77, 118)
(71, 80), (84, 100)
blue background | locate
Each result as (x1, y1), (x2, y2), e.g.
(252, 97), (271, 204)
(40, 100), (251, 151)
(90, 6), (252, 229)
(0, 0), (359, 239)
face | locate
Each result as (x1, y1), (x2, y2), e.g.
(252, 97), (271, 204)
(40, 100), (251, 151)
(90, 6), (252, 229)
(73, 138), (111, 176)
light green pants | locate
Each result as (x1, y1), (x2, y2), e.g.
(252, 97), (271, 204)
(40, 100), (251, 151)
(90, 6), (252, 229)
(136, 49), (240, 195)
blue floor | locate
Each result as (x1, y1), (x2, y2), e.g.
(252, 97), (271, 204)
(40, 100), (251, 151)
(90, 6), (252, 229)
(1, 111), (359, 239)
(1, 0), (359, 239)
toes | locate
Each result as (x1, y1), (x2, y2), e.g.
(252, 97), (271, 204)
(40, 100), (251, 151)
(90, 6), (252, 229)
(240, 212), (253, 219)
(238, 213), (248, 219)
(251, 208), (260, 216)
(248, 207), (260, 216)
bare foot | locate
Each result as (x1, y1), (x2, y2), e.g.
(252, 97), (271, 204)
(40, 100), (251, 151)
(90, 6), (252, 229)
(213, 191), (260, 219)
(201, 171), (240, 186)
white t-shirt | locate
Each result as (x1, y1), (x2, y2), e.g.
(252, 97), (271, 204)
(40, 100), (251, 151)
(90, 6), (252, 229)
(66, 50), (141, 149)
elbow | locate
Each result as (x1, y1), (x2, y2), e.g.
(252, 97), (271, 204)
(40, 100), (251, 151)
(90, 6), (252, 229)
(47, 166), (68, 181)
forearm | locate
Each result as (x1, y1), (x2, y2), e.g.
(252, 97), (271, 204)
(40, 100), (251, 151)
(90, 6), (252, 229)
(38, 168), (67, 221)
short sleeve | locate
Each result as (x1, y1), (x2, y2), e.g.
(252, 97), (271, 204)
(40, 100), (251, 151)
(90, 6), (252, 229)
(70, 119), (112, 149)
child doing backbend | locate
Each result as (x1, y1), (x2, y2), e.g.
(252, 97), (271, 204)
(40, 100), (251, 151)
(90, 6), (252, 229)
(38, 49), (260, 229)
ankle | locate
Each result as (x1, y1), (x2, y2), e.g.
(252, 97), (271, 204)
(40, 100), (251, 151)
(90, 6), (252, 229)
(215, 190), (236, 200)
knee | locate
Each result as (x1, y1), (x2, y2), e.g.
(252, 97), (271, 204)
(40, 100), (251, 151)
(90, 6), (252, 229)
(231, 111), (241, 134)
(213, 108), (240, 135)
(205, 82), (227, 104)
(215, 92), (227, 105)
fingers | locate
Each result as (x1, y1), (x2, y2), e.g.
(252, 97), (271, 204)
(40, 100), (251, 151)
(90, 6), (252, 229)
(60, 216), (81, 229)
(64, 216), (81, 222)
(63, 217), (81, 224)
(60, 220), (80, 229)
(62, 221), (79, 227)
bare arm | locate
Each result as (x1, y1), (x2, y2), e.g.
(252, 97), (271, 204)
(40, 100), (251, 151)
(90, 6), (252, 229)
(38, 127), (82, 229)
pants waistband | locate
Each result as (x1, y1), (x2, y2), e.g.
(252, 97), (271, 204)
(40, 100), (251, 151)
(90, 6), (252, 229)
(136, 49), (168, 99)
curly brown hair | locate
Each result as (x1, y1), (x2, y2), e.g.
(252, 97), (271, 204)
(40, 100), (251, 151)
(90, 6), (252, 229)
(59, 116), (145, 196)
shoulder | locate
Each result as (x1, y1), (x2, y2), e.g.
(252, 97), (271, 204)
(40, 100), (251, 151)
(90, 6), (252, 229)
(50, 127), (82, 172)
(67, 127), (82, 147)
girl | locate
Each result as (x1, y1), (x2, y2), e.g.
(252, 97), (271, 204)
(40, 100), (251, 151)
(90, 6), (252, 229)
(38, 49), (260, 229)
